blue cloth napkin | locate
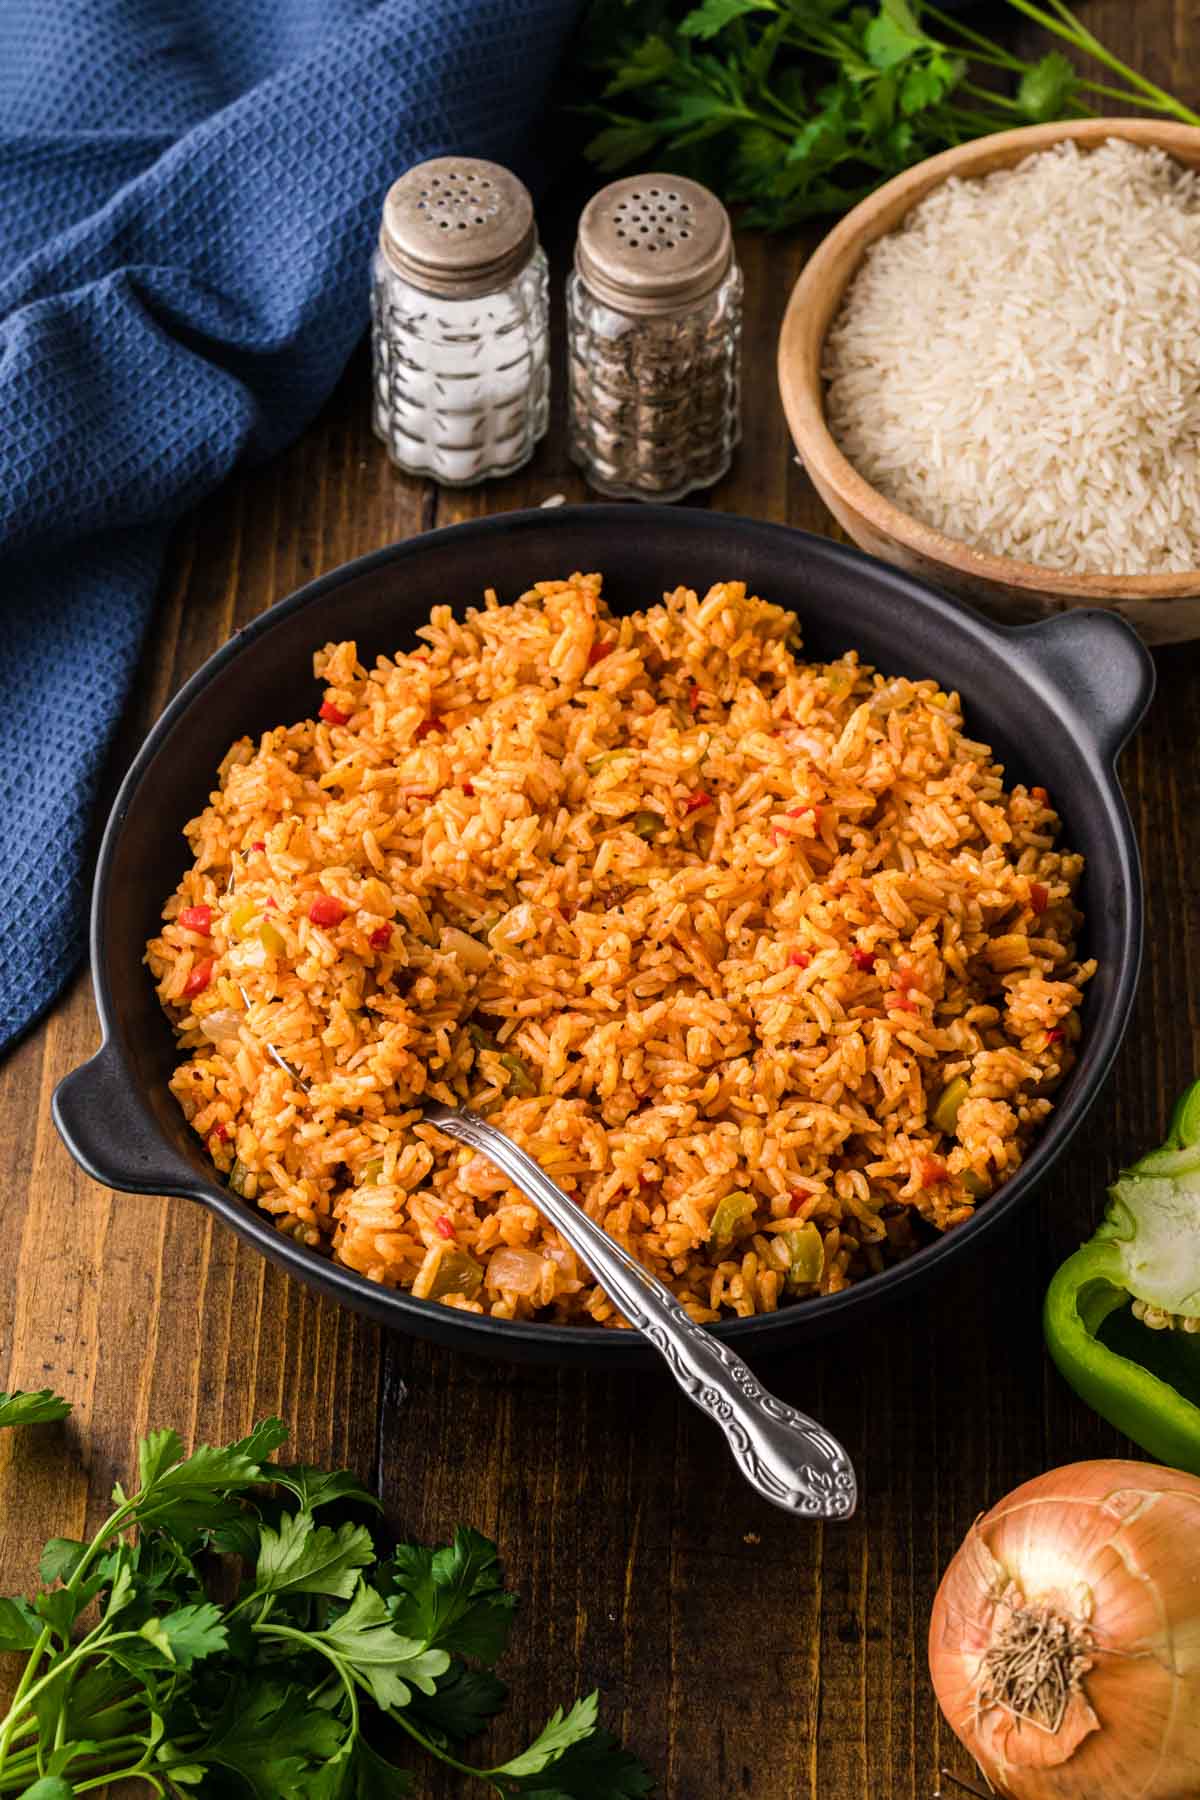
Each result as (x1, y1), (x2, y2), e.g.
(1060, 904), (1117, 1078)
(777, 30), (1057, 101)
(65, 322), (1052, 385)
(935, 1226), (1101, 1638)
(0, 0), (579, 1054)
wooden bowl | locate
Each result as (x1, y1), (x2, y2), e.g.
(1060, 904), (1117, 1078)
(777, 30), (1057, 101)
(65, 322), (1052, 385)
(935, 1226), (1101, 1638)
(777, 118), (1200, 644)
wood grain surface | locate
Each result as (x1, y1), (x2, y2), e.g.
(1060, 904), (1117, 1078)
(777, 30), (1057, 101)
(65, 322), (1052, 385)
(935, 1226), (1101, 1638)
(3, 6), (1199, 1794)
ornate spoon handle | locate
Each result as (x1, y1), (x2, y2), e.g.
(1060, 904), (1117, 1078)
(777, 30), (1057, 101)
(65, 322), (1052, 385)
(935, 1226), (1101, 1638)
(425, 1104), (857, 1520)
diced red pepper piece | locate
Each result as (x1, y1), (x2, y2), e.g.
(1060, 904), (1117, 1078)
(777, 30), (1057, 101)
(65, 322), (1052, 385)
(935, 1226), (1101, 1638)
(684, 791), (712, 815)
(251, 841), (265, 852)
(178, 904), (212, 935)
(921, 1157), (948, 1186)
(369, 924), (393, 951)
(414, 716), (448, 741)
(1046, 1026), (1064, 1045)
(688, 684), (702, 714)
(1030, 882), (1049, 915)
(308, 895), (348, 928)
(1030, 786), (1049, 804)
(787, 803), (823, 825)
(183, 958), (214, 998)
(434, 1215), (456, 1241)
(891, 995), (919, 1013)
(588, 642), (614, 666)
(788, 950), (811, 969)
(462, 783), (475, 796)
(789, 1191), (808, 1215)
(319, 699), (350, 726)
(210, 1122), (230, 1144)
(851, 948), (875, 972)
(266, 897), (278, 910)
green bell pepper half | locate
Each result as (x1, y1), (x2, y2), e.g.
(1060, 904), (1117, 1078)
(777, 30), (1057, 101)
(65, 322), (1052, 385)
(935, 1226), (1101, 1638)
(1044, 1078), (1200, 1475)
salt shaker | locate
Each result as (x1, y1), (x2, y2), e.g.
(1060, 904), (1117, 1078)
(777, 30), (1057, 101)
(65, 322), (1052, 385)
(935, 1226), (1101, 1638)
(371, 158), (549, 486)
(567, 174), (742, 502)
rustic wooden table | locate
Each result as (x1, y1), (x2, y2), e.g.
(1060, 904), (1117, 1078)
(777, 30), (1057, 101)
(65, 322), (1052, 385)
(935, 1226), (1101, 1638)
(3, 7), (1198, 1794)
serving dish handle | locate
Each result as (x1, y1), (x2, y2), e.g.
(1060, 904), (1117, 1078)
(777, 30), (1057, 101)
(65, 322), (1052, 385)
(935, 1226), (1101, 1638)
(53, 1042), (197, 1199)
(1010, 609), (1155, 765)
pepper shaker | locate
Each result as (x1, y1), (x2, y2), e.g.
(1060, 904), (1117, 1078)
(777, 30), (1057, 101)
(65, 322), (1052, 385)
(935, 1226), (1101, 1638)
(371, 158), (549, 486)
(567, 175), (742, 502)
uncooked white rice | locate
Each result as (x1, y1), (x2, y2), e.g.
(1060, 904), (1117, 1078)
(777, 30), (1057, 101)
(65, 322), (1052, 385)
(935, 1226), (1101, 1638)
(823, 139), (1200, 575)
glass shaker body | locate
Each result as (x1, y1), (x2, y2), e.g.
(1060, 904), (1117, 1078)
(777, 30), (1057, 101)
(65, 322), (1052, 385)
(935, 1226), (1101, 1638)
(566, 174), (741, 503)
(369, 157), (549, 488)
(566, 260), (742, 503)
(371, 246), (549, 487)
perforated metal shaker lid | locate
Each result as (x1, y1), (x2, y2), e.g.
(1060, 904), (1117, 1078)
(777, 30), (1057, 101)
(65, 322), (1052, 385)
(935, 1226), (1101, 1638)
(574, 174), (732, 316)
(379, 157), (536, 299)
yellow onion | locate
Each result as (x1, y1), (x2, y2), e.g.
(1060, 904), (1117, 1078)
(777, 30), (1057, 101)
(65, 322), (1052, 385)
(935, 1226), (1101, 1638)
(929, 1460), (1200, 1799)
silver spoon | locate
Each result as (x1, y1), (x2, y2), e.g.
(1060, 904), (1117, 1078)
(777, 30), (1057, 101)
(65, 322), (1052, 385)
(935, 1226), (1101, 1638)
(424, 1102), (858, 1520)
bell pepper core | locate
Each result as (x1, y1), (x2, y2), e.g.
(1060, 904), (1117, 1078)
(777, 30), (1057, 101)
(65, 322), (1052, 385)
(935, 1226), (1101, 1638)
(1044, 1078), (1200, 1475)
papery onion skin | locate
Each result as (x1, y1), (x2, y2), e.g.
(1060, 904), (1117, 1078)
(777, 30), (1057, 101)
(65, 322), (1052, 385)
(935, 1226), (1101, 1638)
(929, 1460), (1200, 1800)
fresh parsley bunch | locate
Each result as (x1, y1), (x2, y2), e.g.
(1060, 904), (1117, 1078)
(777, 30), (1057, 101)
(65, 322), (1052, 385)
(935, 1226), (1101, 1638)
(577, 0), (1200, 228)
(0, 1392), (652, 1798)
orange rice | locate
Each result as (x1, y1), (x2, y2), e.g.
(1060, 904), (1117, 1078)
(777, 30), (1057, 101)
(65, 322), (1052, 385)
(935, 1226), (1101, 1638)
(146, 574), (1090, 1327)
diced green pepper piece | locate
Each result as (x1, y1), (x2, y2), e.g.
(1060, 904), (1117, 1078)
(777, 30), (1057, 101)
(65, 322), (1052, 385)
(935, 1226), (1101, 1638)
(933, 1075), (969, 1134)
(468, 1021), (500, 1055)
(962, 1170), (990, 1199)
(586, 751), (625, 775)
(259, 919), (286, 957)
(361, 1156), (385, 1185)
(709, 1189), (756, 1251)
(228, 1159), (253, 1198)
(499, 1052), (537, 1096)
(783, 1222), (824, 1290)
(428, 1249), (484, 1302)
(632, 810), (663, 839)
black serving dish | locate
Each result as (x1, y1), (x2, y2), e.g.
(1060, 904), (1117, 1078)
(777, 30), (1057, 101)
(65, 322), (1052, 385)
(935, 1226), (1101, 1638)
(54, 506), (1153, 1367)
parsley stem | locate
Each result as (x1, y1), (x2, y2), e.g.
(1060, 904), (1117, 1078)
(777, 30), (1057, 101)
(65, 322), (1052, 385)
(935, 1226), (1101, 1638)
(391, 1710), (494, 1783)
(923, 5), (1027, 69)
(0, 1630), (147, 1746)
(253, 1623), (360, 1738)
(1001, 0), (1200, 124)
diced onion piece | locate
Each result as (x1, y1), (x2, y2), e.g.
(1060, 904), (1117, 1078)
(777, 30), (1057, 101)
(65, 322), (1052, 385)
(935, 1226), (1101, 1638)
(486, 1247), (546, 1295)
(441, 926), (490, 972)
(196, 1007), (243, 1047)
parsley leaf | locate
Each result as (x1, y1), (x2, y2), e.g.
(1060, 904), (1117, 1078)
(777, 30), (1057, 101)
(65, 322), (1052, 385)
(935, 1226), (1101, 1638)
(317, 1582), (450, 1710)
(256, 1511), (376, 1599)
(271, 1464), (382, 1512)
(184, 1679), (345, 1798)
(0, 1389), (71, 1427)
(491, 1695), (601, 1779)
(504, 1729), (658, 1798)
(138, 1602), (228, 1668)
(38, 1539), (87, 1586)
(1018, 49), (1079, 121)
(381, 1526), (517, 1664)
(0, 1594), (41, 1651)
(405, 1664), (508, 1745)
(680, 0), (771, 40)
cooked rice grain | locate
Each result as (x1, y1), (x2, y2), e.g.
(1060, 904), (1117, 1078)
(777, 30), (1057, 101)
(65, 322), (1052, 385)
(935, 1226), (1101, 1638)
(824, 139), (1200, 575)
(147, 575), (1089, 1327)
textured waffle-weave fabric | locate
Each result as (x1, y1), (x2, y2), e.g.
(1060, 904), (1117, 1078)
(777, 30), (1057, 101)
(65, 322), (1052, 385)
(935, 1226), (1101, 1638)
(0, 0), (578, 1053)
